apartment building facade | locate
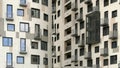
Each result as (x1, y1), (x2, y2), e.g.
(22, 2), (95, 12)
(52, 0), (120, 68)
(0, 0), (52, 68)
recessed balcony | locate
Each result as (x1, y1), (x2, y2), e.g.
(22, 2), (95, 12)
(109, 30), (118, 39)
(100, 48), (108, 56)
(84, 52), (91, 59)
(101, 18), (109, 26)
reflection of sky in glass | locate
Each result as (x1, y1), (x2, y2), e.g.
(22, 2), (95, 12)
(17, 10), (24, 16)
(7, 5), (12, 18)
(20, 39), (26, 51)
(7, 53), (12, 65)
(17, 57), (24, 63)
(3, 37), (12, 46)
(20, 0), (26, 4)
(8, 24), (14, 31)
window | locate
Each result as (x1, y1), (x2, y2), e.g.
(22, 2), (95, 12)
(31, 55), (40, 64)
(65, 15), (71, 23)
(7, 4), (13, 18)
(17, 56), (24, 64)
(95, 46), (99, 53)
(112, 10), (117, 18)
(31, 8), (40, 18)
(3, 37), (12, 46)
(80, 61), (83, 66)
(104, 0), (109, 6)
(80, 21), (84, 29)
(112, 41), (117, 48)
(80, 48), (84, 56)
(103, 59), (108, 66)
(43, 58), (48, 65)
(20, 22), (29, 32)
(32, 0), (39, 3)
(80, 0), (84, 3)
(17, 9), (24, 16)
(44, 13), (48, 21)
(20, 38), (26, 52)
(111, 0), (117, 3)
(7, 24), (15, 31)
(113, 23), (117, 30)
(57, 10), (60, 17)
(87, 4), (93, 12)
(104, 41), (108, 48)
(57, 24), (59, 29)
(31, 42), (38, 49)
(57, 56), (60, 62)
(42, 0), (48, 6)
(58, 0), (60, 6)
(87, 59), (92, 67)
(41, 41), (47, 51)
(43, 29), (48, 36)
(57, 33), (60, 40)
(6, 53), (12, 66)
(103, 26), (109, 36)
(54, 59), (56, 63)
(110, 55), (117, 64)
(20, 0), (26, 4)
(58, 46), (60, 51)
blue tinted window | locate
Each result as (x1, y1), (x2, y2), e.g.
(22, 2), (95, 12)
(17, 56), (24, 64)
(7, 24), (15, 31)
(17, 9), (24, 16)
(7, 4), (13, 18)
(3, 37), (12, 46)
(7, 53), (12, 66)
(20, 0), (26, 4)
(20, 38), (26, 51)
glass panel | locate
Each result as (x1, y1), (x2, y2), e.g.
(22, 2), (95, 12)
(7, 53), (12, 66)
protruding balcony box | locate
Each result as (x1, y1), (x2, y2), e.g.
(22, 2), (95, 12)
(100, 48), (108, 56)
(93, 64), (100, 68)
(78, 40), (85, 47)
(52, 52), (56, 57)
(41, 35), (48, 42)
(84, 0), (92, 4)
(71, 2), (78, 11)
(52, 6), (56, 13)
(92, 6), (99, 12)
(101, 18), (109, 26)
(52, 28), (56, 35)
(65, 45), (71, 51)
(76, 13), (84, 22)
(19, 51), (27, 54)
(84, 52), (91, 59)
(71, 55), (78, 62)
(34, 30), (41, 40)
(109, 30), (118, 39)
(6, 13), (14, 21)
(6, 65), (13, 68)
(34, 34), (41, 40)
(71, 29), (78, 37)
(20, 0), (27, 7)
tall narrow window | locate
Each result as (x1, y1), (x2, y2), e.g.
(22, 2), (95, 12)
(7, 4), (13, 18)
(6, 53), (12, 66)
(41, 41), (48, 51)
(44, 13), (49, 21)
(20, 38), (26, 52)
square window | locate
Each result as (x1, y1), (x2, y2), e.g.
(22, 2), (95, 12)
(42, 0), (48, 6)
(7, 24), (15, 31)
(31, 55), (40, 64)
(3, 37), (12, 46)
(95, 46), (99, 53)
(112, 10), (117, 18)
(20, 22), (29, 32)
(43, 58), (48, 65)
(112, 41), (117, 48)
(17, 9), (24, 16)
(20, 0), (26, 4)
(31, 42), (38, 49)
(17, 56), (24, 64)
(31, 8), (40, 18)
(110, 55), (117, 64)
